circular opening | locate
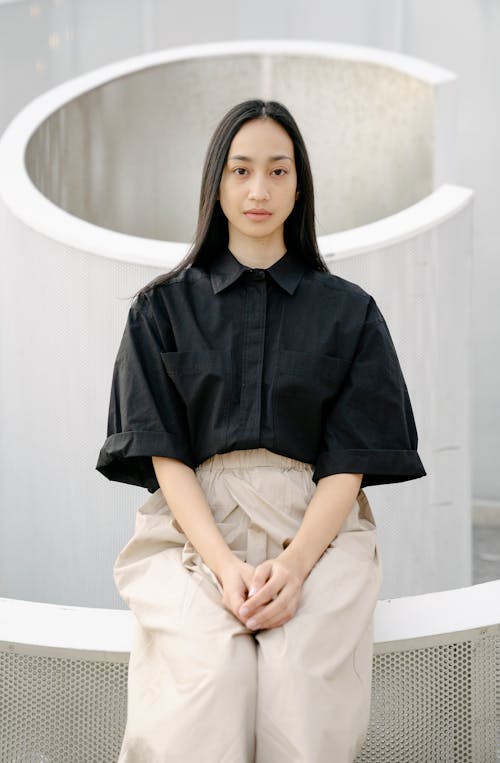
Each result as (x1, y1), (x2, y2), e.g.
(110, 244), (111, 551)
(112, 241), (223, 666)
(24, 48), (436, 244)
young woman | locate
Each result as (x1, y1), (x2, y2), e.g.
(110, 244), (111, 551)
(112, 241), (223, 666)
(96, 99), (426, 763)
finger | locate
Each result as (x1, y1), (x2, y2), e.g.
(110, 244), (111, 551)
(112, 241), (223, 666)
(228, 579), (254, 617)
(245, 608), (288, 631)
(248, 560), (273, 596)
(256, 612), (293, 630)
(243, 591), (290, 629)
(246, 601), (291, 631)
(240, 567), (257, 595)
(231, 592), (246, 613)
(239, 582), (281, 618)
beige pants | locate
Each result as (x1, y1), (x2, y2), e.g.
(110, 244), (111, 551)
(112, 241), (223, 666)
(113, 448), (382, 763)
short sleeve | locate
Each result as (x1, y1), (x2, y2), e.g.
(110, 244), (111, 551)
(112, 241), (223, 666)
(95, 291), (194, 492)
(312, 297), (426, 488)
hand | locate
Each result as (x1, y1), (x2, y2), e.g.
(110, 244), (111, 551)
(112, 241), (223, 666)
(216, 557), (257, 625)
(237, 556), (306, 631)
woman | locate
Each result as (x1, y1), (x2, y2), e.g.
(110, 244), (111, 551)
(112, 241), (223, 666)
(96, 99), (426, 762)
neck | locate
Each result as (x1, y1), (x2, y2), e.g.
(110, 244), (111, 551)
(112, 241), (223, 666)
(227, 230), (287, 269)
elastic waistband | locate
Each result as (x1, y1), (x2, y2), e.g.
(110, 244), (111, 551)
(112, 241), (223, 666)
(195, 448), (314, 474)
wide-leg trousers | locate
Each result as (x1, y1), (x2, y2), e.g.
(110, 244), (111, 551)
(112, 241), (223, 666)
(113, 447), (383, 763)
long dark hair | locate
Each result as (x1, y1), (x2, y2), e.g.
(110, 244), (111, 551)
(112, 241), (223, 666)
(134, 99), (329, 298)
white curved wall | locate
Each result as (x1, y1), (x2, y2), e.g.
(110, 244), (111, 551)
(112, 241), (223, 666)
(0, 42), (472, 607)
(23, 41), (455, 242)
(1, 0), (497, 507)
(328, 186), (474, 596)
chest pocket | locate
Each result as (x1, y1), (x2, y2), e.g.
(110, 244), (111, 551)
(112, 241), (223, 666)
(160, 350), (233, 446)
(273, 349), (351, 452)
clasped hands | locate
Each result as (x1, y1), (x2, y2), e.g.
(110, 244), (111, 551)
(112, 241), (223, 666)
(217, 554), (307, 631)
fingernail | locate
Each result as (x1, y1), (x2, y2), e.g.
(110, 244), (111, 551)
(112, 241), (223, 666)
(247, 618), (258, 629)
(240, 606), (249, 616)
(248, 587), (258, 596)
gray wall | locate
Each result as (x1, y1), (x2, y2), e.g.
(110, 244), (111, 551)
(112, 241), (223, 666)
(0, 0), (498, 502)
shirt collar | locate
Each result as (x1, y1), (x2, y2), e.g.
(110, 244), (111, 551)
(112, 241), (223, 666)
(209, 247), (307, 296)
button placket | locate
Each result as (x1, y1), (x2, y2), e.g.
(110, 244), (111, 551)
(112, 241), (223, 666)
(238, 271), (267, 442)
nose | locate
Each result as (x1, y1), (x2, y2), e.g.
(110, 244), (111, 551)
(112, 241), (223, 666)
(248, 173), (270, 201)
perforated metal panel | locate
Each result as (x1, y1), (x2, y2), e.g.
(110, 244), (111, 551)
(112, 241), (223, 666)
(357, 626), (500, 762)
(0, 644), (128, 763)
(1, 626), (499, 762)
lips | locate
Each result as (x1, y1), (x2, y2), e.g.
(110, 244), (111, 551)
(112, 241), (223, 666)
(244, 209), (272, 219)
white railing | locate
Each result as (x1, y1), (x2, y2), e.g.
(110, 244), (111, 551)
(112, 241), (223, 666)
(1, 584), (498, 761)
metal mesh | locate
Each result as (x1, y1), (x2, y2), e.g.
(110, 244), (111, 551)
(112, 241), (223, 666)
(357, 627), (500, 762)
(0, 645), (128, 763)
(1, 626), (499, 762)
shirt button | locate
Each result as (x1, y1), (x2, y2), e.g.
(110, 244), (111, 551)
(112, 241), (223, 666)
(254, 269), (265, 280)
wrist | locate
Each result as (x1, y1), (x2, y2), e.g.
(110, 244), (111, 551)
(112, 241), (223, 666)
(277, 544), (314, 583)
(210, 547), (242, 580)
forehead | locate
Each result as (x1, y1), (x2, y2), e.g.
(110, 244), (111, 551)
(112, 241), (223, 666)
(228, 118), (294, 158)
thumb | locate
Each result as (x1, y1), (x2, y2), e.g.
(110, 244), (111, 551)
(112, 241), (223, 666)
(230, 590), (246, 613)
(224, 582), (246, 616)
(248, 560), (273, 597)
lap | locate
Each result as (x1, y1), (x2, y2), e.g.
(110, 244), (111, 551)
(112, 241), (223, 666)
(113, 481), (381, 650)
(255, 534), (381, 653)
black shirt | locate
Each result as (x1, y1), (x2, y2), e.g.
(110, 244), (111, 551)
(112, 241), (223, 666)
(95, 246), (426, 493)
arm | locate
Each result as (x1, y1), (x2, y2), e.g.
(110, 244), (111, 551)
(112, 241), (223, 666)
(151, 455), (257, 619)
(278, 472), (363, 580)
(238, 472), (363, 630)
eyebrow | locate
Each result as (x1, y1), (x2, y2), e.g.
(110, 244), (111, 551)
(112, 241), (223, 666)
(228, 154), (293, 162)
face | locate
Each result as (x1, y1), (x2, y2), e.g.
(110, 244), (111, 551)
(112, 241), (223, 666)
(218, 118), (298, 250)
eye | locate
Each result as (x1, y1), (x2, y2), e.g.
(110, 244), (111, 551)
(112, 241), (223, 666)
(233, 167), (248, 176)
(272, 168), (288, 176)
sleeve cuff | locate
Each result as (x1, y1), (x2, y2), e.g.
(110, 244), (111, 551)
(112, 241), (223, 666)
(312, 449), (427, 488)
(95, 430), (194, 492)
